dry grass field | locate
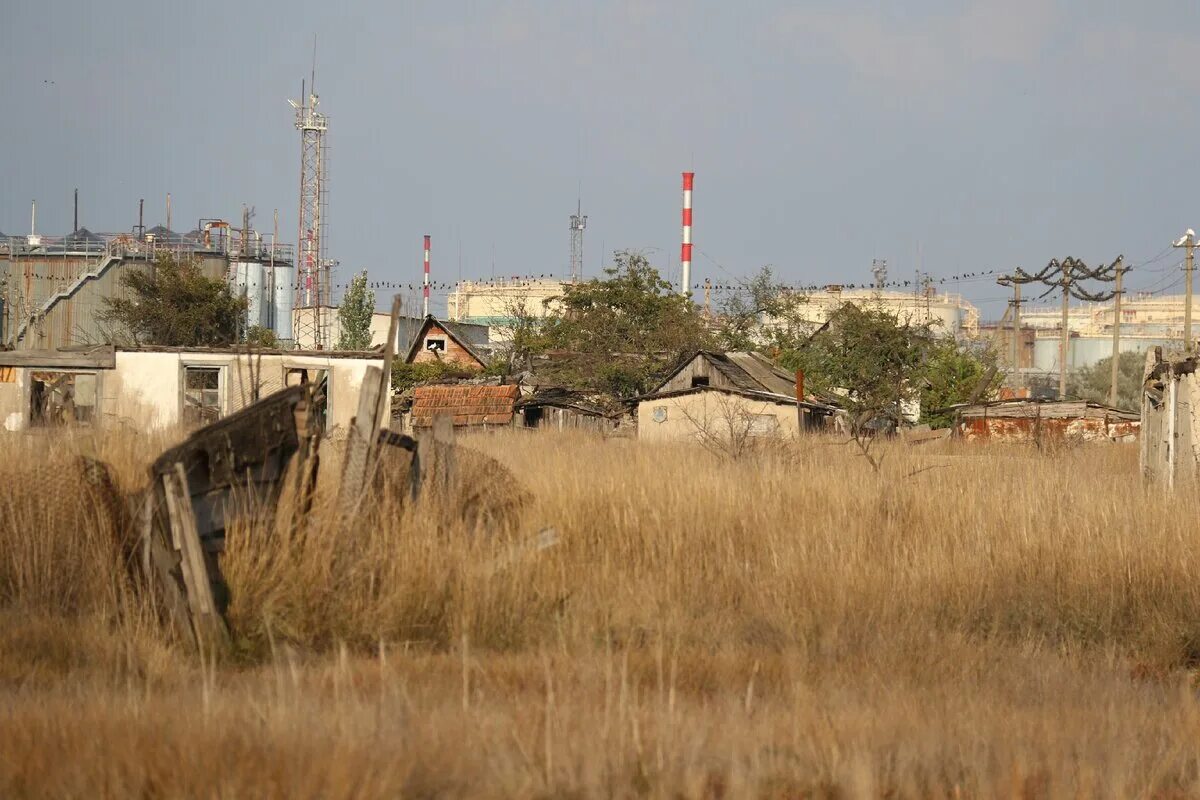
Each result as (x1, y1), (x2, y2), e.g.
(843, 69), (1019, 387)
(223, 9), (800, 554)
(3, 430), (1200, 798)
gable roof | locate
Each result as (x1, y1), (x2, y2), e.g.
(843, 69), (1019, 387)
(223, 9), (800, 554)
(411, 383), (519, 427)
(654, 350), (797, 396)
(403, 315), (487, 366)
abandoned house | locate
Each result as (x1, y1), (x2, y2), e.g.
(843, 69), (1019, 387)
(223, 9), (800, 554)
(403, 315), (491, 371)
(955, 399), (1140, 444)
(636, 385), (833, 444)
(638, 350), (835, 444)
(0, 345), (385, 433)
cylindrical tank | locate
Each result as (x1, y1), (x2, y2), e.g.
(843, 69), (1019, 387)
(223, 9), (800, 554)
(233, 261), (265, 329)
(272, 262), (295, 343)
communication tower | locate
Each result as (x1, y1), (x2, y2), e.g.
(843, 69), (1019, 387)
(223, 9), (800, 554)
(288, 72), (330, 348)
(569, 200), (587, 283)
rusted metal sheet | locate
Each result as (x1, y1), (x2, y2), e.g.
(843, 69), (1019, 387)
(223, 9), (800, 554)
(959, 415), (1139, 444)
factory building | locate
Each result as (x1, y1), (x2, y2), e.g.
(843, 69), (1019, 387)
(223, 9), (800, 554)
(446, 278), (568, 339)
(1, 221), (296, 350)
(761, 287), (980, 340)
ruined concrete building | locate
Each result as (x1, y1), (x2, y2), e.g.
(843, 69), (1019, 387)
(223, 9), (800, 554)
(0, 345), (383, 433)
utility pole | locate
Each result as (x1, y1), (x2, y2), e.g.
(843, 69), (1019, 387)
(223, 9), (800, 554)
(1011, 281), (1021, 386)
(1174, 229), (1196, 352)
(997, 272), (1027, 392)
(1059, 263), (1071, 400)
(1109, 257), (1126, 407)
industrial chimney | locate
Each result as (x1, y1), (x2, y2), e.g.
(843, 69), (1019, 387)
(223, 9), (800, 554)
(680, 172), (694, 296)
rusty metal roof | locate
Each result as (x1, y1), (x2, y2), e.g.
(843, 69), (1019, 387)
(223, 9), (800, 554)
(955, 399), (1139, 421)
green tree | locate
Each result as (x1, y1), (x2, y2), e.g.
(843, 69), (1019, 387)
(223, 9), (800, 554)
(337, 271), (375, 350)
(245, 325), (280, 349)
(101, 253), (247, 346)
(536, 250), (714, 396)
(1067, 350), (1144, 411)
(716, 266), (811, 352)
(920, 339), (1001, 428)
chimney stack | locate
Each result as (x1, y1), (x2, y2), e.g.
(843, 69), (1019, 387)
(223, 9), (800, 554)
(680, 172), (694, 296)
(423, 235), (431, 318)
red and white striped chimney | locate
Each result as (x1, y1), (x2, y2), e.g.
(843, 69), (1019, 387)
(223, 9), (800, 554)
(423, 234), (431, 317)
(680, 172), (694, 296)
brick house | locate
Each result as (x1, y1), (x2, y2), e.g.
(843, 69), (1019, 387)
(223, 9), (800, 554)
(403, 315), (489, 370)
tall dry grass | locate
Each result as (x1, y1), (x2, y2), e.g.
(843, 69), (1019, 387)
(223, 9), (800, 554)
(4, 429), (1200, 796)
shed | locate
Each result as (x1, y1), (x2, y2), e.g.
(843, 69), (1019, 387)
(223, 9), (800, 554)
(410, 384), (520, 428)
(403, 315), (489, 370)
(956, 399), (1139, 444)
(515, 388), (617, 433)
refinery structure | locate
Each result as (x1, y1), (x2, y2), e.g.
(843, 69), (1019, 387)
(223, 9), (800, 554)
(766, 285), (981, 340)
(0, 69), (331, 352)
(0, 210), (295, 351)
(982, 293), (1190, 380)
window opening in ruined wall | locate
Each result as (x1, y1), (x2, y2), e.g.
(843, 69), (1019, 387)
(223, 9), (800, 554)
(285, 367), (329, 432)
(29, 371), (97, 426)
(183, 366), (222, 427)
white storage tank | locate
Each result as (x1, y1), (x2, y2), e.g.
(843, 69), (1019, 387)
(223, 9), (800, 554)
(233, 261), (265, 329)
(272, 262), (295, 342)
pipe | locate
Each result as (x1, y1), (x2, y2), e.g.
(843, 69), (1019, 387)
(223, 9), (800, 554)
(73, 188), (78, 233)
(680, 172), (694, 296)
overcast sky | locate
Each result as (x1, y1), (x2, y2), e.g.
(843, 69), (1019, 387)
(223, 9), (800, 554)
(3, 0), (1199, 316)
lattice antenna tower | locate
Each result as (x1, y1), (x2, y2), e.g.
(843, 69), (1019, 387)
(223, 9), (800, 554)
(569, 198), (587, 283)
(871, 258), (888, 290)
(288, 53), (329, 348)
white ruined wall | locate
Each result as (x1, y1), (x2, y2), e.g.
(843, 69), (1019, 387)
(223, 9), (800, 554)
(637, 391), (801, 445)
(0, 350), (384, 433)
(106, 352), (182, 429)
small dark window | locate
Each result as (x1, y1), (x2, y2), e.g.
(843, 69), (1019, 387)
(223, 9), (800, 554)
(425, 337), (447, 352)
(691, 376), (710, 387)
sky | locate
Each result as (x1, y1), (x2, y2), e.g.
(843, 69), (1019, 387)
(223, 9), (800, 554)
(3, 0), (1200, 318)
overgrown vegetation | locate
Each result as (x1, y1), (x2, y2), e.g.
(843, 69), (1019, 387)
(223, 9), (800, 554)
(245, 325), (279, 349)
(1, 432), (1198, 796)
(1068, 349), (1145, 410)
(101, 253), (248, 346)
(391, 359), (477, 392)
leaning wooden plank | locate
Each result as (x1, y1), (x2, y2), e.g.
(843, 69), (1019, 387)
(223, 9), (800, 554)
(432, 413), (456, 494)
(140, 488), (194, 644)
(163, 463), (228, 646)
(339, 365), (387, 519)
(375, 294), (403, 428)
